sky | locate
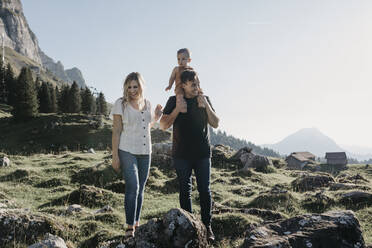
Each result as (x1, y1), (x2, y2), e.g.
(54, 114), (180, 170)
(22, 0), (372, 149)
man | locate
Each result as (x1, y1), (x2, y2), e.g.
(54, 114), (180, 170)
(160, 70), (219, 242)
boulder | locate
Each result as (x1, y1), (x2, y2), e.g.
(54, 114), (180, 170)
(0, 156), (10, 167)
(152, 142), (172, 156)
(151, 128), (171, 143)
(66, 204), (83, 214)
(339, 191), (372, 208)
(134, 208), (208, 248)
(241, 210), (365, 248)
(291, 173), (335, 192)
(329, 183), (370, 191)
(28, 233), (67, 248)
(337, 173), (369, 184)
(230, 147), (272, 173)
(0, 209), (67, 247)
(211, 144), (236, 169)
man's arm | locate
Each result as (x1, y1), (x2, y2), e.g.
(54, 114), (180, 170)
(160, 97), (186, 130)
(199, 96), (219, 128)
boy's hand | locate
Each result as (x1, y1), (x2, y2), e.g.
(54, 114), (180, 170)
(165, 85), (172, 91)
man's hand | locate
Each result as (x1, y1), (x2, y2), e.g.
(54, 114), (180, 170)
(112, 155), (120, 173)
(165, 85), (172, 91)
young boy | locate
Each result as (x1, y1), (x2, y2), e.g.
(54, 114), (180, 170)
(165, 48), (203, 111)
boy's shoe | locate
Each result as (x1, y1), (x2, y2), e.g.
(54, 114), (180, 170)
(206, 225), (215, 242)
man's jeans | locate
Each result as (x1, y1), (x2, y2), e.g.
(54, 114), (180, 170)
(118, 149), (150, 226)
(173, 158), (212, 226)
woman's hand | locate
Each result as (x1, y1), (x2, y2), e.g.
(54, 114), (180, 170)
(154, 104), (163, 121)
(112, 154), (120, 173)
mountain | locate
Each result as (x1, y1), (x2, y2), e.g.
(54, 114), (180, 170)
(266, 128), (344, 157)
(0, 0), (86, 87)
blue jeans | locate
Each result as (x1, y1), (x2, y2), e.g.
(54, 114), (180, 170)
(118, 149), (150, 226)
(173, 158), (212, 226)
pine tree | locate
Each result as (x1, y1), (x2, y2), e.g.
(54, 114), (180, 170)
(38, 81), (52, 113)
(67, 81), (81, 113)
(81, 87), (95, 114)
(96, 92), (107, 116)
(58, 84), (70, 113)
(12, 67), (39, 120)
(49, 84), (58, 113)
(0, 59), (5, 103)
(4, 64), (16, 106)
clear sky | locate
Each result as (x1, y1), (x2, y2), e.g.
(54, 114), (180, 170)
(22, 0), (372, 148)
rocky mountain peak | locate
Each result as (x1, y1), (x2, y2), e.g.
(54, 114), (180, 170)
(0, 0), (86, 88)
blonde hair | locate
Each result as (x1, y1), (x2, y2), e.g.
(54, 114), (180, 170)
(122, 72), (145, 109)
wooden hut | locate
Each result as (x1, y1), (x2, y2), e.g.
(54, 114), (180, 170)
(285, 152), (316, 170)
(325, 152), (347, 166)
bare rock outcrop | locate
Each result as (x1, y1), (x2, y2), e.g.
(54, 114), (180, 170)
(241, 210), (365, 248)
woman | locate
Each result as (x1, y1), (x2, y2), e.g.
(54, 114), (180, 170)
(110, 72), (162, 237)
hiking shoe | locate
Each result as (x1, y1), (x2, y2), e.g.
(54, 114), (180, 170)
(206, 225), (215, 242)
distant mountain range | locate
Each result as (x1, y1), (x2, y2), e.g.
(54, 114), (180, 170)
(264, 128), (372, 161)
(0, 0), (86, 88)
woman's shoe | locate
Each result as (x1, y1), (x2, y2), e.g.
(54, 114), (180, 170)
(124, 228), (135, 238)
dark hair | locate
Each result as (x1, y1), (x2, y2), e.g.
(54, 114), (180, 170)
(180, 70), (196, 84)
(177, 48), (191, 58)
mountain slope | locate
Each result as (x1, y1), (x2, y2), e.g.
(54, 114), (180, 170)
(0, 0), (86, 87)
(268, 128), (344, 157)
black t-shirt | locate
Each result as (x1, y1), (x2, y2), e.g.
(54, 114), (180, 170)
(163, 96), (215, 159)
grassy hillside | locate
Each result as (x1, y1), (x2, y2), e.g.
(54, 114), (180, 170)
(0, 151), (371, 247)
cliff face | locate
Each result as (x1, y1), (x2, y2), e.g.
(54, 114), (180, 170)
(0, 0), (42, 64)
(0, 0), (86, 88)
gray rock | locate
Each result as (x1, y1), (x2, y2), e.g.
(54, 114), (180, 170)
(28, 233), (67, 248)
(66, 204), (82, 214)
(340, 191), (372, 208)
(0, 156), (10, 167)
(95, 205), (113, 214)
(241, 210), (366, 248)
(230, 147), (272, 173)
(134, 208), (208, 248)
(88, 148), (96, 154)
(291, 173), (335, 192)
(152, 143), (172, 156)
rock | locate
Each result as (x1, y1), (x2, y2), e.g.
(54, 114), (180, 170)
(212, 203), (285, 221)
(211, 144), (237, 169)
(291, 173), (335, 192)
(151, 128), (171, 143)
(329, 183), (370, 191)
(134, 208), (208, 248)
(339, 191), (372, 208)
(301, 192), (335, 213)
(71, 163), (120, 188)
(95, 205), (113, 214)
(66, 204), (82, 214)
(28, 233), (67, 248)
(241, 210), (366, 248)
(0, 209), (67, 247)
(0, 156), (10, 167)
(230, 147), (272, 173)
(337, 173), (369, 184)
(44, 184), (116, 208)
(152, 143), (172, 156)
(88, 148), (96, 154)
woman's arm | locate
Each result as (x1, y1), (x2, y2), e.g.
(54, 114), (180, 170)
(112, 114), (123, 172)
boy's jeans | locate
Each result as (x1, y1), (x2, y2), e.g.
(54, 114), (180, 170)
(173, 158), (212, 226)
(118, 149), (150, 226)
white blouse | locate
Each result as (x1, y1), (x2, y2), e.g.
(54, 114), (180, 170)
(110, 98), (153, 155)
